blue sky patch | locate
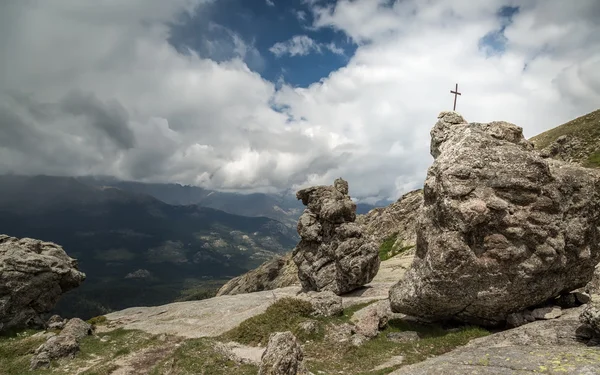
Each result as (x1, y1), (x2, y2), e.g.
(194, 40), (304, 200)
(168, 0), (356, 87)
(478, 5), (519, 56)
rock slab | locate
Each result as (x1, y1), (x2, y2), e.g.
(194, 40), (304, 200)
(292, 178), (380, 295)
(390, 112), (600, 325)
(0, 235), (86, 333)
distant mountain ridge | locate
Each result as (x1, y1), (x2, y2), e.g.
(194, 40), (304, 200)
(0, 175), (298, 319)
(77, 177), (382, 225)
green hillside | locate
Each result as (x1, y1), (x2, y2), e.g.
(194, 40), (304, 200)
(530, 109), (600, 167)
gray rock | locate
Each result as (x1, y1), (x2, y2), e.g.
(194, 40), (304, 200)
(506, 312), (526, 328)
(30, 318), (92, 369)
(297, 320), (318, 335)
(292, 179), (380, 295)
(574, 291), (591, 305)
(296, 290), (343, 317)
(556, 293), (578, 308)
(532, 306), (562, 320)
(351, 333), (368, 347)
(389, 305), (600, 374)
(46, 314), (66, 330)
(580, 301), (600, 335)
(386, 331), (420, 343)
(259, 331), (308, 375)
(0, 235), (86, 333)
(31, 334), (79, 369)
(60, 318), (92, 340)
(390, 112), (600, 326)
(353, 309), (380, 338)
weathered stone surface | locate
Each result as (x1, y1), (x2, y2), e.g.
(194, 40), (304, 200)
(357, 189), (423, 249)
(297, 320), (318, 335)
(217, 255), (299, 296)
(531, 306), (562, 320)
(580, 301), (600, 335)
(389, 306), (600, 375)
(390, 112), (600, 325)
(296, 290), (343, 317)
(353, 309), (380, 338)
(585, 264), (600, 295)
(292, 178), (380, 295)
(0, 235), (86, 333)
(47, 315), (66, 330)
(30, 318), (93, 369)
(351, 299), (403, 337)
(61, 318), (92, 340)
(259, 331), (307, 375)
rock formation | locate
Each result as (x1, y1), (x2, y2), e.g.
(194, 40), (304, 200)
(217, 255), (299, 296)
(292, 178), (380, 295)
(0, 235), (86, 333)
(357, 189), (423, 249)
(390, 112), (600, 325)
(30, 318), (93, 369)
(259, 331), (308, 375)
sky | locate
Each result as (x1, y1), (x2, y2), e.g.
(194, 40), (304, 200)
(0, 0), (599, 203)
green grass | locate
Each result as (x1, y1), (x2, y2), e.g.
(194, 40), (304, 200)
(220, 297), (316, 345)
(584, 149), (600, 168)
(305, 319), (490, 374)
(87, 315), (107, 326)
(379, 232), (414, 261)
(151, 338), (257, 375)
(0, 330), (49, 375)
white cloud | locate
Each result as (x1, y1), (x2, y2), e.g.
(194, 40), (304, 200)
(269, 35), (344, 57)
(266, 0), (274, 7)
(1, 0), (599, 202)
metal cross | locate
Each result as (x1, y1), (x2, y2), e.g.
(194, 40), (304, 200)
(450, 83), (461, 111)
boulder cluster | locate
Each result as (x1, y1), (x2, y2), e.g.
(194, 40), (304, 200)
(292, 178), (380, 295)
(0, 235), (86, 333)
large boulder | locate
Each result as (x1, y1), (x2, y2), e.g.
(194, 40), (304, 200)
(0, 235), (86, 333)
(292, 179), (380, 295)
(390, 112), (600, 325)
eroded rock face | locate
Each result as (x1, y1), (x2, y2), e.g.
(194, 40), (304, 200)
(216, 255), (299, 296)
(580, 301), (600, 335)
(292, 179), (380, 295)
(390, 112), (600, 325)
(259, 331), (307, 375)
(0, 235), (86, 333)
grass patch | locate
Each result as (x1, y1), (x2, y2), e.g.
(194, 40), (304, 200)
(0, 330), (49, 375)
(220, 297), (316, 346)
(584, 149), (600, 168)
(151, 338), (257, 375)
(305, 319), (490, 374)
(80, 363), (120, 375)
(87, 315), (108, 326)
(379, 233), (414, 261)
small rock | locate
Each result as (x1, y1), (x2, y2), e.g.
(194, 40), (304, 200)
(575, 291), (591, 305)
(575, 325), (596, 340)
(353, 309), (380, 338)
(580, 301), (600, 335)
(100, 335), (110, 342)
(556, 294), (579, 308)
(532, 306), (562, 320)
(506, 312), (527, 328)
(522, 309), (535, 322)
(296, 291), (343, 317)
(298, 320), (318, 335)
(29, 351), (51, 370)
(31, 334), (79, 369)
(61, 318), (93, 340)
(386, 331), (420, 343)
(351, 334), (368, 347)
(47, 315), (66, 330)
(259, 331), (308, 375)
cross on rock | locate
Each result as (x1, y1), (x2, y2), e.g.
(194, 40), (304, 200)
(450, 83), (461, 111)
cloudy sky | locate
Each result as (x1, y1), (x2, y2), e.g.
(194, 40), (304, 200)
(1, 0), (599, 202)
